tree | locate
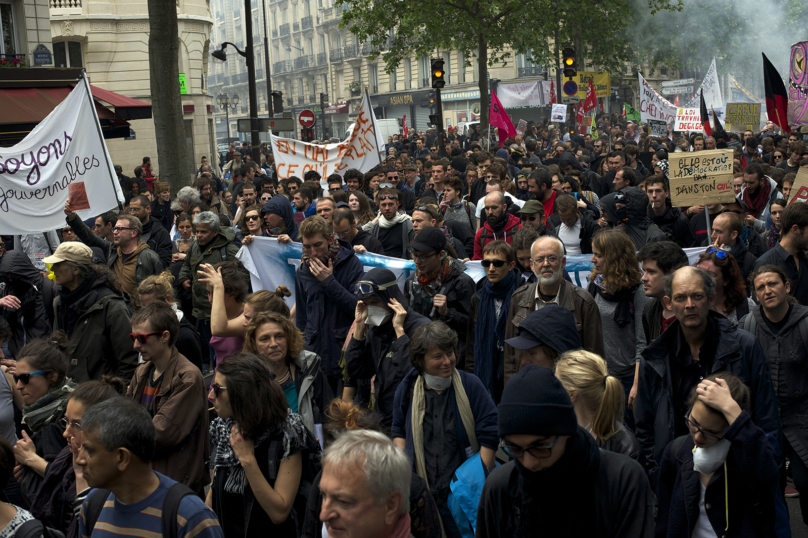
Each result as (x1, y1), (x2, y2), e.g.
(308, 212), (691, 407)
(147, 0), (189, 193)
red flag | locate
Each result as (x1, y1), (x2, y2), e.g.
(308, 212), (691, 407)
(599, 98), (604, 113)
(674, 94), (679, 106)
(489, 91), (516, 148)
(762, 52), (791, 134)
(576, 77), (597, 127)
(403, 115), (408, 138)
(549, 81), (557, 105)
(699, 91), (712, 137)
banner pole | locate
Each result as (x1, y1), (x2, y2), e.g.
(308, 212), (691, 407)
(365, 89), (383, 167)
(80, 70), (124, 209)
(705, 202), (712, 241)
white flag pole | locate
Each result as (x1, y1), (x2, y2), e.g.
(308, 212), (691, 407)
(365, 88), (383, 167)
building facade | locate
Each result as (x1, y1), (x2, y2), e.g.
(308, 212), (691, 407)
(48, 0), (216, 177)
(2, 0), (54, 67)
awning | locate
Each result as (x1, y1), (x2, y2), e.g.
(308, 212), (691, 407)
(0, 87), (115, 124)
(325, 101), (350, 115)
(83, 84), (153, 120)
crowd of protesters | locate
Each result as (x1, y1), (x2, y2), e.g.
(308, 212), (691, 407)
(0, 113), (805, 538)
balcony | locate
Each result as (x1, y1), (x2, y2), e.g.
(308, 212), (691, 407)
(518, 66), (544, 78)
(316, 52), (327, 66)
(287, 98), (295, 107)
(232, 72), (248, 84)
(335, 4), (343, 15)
(330, 48), (342, 62)
(294, 55), (312, 69)
(279, 23), (290, 36)
(273, 60), (293, 73)
(343, 44), (359, 59)
(272, 29), (278, 38)
(301, 16), (313, 30)
(293, 22), (300, 32)
(49, 0), (81, 6)
(307, 94), (316, 103)
(297, 96), (304, 105)
(0, 54), (26, 67)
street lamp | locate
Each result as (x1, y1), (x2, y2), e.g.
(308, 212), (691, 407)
(216, 93), (239, 142)
(211, 14), (261, 165)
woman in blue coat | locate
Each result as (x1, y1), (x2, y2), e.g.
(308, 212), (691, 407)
(392, 321), (498, 538)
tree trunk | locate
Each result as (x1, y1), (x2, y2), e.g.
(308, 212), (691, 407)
(477, 34), (489, 142)
(147, 0), (189, 194)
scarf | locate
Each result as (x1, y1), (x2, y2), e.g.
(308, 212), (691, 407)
(474, 270), (518, 396)
(767, 227), (780, 250)
(387, 513), (412, 538)
(302, 233), (341, 267)
(23, 379), (76, 432)
(209, 411), (307, 494)
(414, 255), (453, 303)
(742, 176), (772, 218)
(411, 370), (478, 492)
(588, 275), (637, 328)
(378, 212), (410, 229)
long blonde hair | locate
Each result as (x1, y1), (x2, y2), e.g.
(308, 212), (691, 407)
(555, 350), (624, 441)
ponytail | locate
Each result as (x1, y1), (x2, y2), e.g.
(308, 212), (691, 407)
(592, 375), (623, 441)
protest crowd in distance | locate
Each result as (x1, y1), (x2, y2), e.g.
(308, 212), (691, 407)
(2, 73), (808, 538)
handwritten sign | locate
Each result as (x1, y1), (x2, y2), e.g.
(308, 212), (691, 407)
(725, 102), (761, 132)
(674, 108), (702, 132)
(787, 168), (808, 205)
(668, 149), (735, 207)
(648, 120), (667, 137)
(550, 104), (567, 123)
(271, 92), (384, 179)
(516, 119), (527, 137)
(68, 182), (91, 210)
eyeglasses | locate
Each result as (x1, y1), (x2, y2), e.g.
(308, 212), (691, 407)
(705, 246), (729, 259)
(113, 227), (134, 233)
(521, 215), (539, 222)
(481, 259), (507, 268)
(410, 250), (438, 262)
(533, 256), (560, 265)
(334, 228), (352, 239)
(245, 215), (261, 221)
(129, 331), (165, 344)
(58, 417), (82, 431)
(212, 383), (228, 398)
(13, 370), (49, 385)
(500, 436), (560, 459)
(354, 280), (398, 299)
(379, 194), (397, 201)
(684, 412), (725, 443)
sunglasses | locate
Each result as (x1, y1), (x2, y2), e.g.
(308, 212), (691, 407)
(481, 259), (507, 268)
(13, 370), (49, 385)
(245, 215), (261, 221)
(521, 215), (539, 222)
(260, 196), (272, 201)
(129, 331), (165, 344)
(211, 383), (228, 398)
(705, 246), (729, 259)
(379, 194), (397, 201)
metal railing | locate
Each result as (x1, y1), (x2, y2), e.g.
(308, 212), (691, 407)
(273, 60), (293, 73)
(279, 23), (290, 36)
(316, 52), (327, 66)
(232, 72), (248, 84)
(272, 29), (278, 38)
(294, 55), (312, 69)
(517, 66), (544, 78)
(293, 22), (300, 32)
(287, 97), (295, 106)
(343, 44), (359, 59)
(49, 0), (81, 7)
(0, 54), (26, 67)
(307, 94), (316, 103)
(301, 16), (313, 30)
(297, 96), (304, 104)
(330, 48), (342, 62)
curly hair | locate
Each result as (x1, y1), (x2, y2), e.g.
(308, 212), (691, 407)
(696, 249), (748, 311)
(244, 311), (305, 365)
(589, 229), (641, 293)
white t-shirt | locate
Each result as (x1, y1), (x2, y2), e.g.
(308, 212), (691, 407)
(693, 481), (719, 538)
(475, 193), (525, 218)
(558, 219), (583, 255)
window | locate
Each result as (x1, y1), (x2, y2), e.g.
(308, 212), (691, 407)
(442, 51), (451, 85)
(319, 34), (326, 53)
(307, 38), (313, 55)
(458, 51), (465, 83)
(404, 59), (411, 90)
(1, 2), (18, 55)
(389, 67), (397, 92)
(369, 64), (378, 92)
(320, 74), (328, 94)
(54, 42), (83, 68)
(337, 70), (344, 98)
(419, 56), (429, 87)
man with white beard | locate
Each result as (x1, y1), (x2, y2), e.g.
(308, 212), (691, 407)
(503, 236), (604, 384)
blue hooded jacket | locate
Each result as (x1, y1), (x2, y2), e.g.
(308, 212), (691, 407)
(262, 196), (299, 241)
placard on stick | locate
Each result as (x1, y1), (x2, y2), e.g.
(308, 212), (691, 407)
(668, 150), (735, 207)
(787, 168), (808, 205)
(648, 120), (667, 137)
(68, 182), (91, 211)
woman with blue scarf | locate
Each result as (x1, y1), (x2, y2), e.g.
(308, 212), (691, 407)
(466, 240), (520, 404)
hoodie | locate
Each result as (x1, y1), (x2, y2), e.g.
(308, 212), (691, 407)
(646, 199), (695, 248)
(262, 195), (299, 241)
(472, 214), (521, 260)
(600, 187), (666, 250)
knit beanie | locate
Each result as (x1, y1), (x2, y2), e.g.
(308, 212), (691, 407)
(450, 157), (467, 174)
(498, 365), (578, 438)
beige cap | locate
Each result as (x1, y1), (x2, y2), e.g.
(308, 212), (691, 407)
(43, 242), (93, 265)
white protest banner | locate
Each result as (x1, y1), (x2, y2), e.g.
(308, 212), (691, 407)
(551, 104), (567, 123)
(540, 81), (554, 105)
(497, 81), (543, 108)
(271, 91), (383, 179)
(668, 149), (735, 207)
(674, 108), (703, 132)
(638, 72), (677, 123)
(685, 58), (724, 115)
(0, 75), (123, 234)
(648, 120), (668, 137)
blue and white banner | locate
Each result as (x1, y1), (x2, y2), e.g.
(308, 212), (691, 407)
(237, 237), (707, 306)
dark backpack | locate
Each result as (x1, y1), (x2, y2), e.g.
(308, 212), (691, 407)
(267, 428), (322, 535)
(190, 242), (228, 262)
(82, 483), (196, 538)
(14, 520), (65, 538)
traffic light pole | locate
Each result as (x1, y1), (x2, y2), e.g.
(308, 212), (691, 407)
(320, 93), (328, 140)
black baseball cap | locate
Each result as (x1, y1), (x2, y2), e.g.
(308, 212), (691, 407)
(505, 304), (582, 353)
(409, 226), (447, 253)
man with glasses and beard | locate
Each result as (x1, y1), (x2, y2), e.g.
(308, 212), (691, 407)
(504, 236), (604, 385)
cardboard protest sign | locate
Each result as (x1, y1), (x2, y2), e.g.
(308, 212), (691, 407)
(551, 104), (567, 123)
(674, 108), (702, 132)
(516, 119), (527, 137)
(725, 102), (761, 132)
(788, 41), (808, 128)
(648, 120), (667, 137)
(787, 168), (808, 205)
(638, 72), (677, 123)
(271, 92), (383, 179)
(668, 149), (735, 207)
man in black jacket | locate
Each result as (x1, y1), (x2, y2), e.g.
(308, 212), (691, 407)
(332, 208), (384, 255)
(477, 365), (654, 538)
(548, 194), (597, 255)
(637, 241), (689, 344)
(645, 176), (695, 248)
(126, 195), (173, 268)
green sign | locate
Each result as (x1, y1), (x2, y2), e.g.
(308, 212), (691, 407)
(624, 102), (641, 123)
(179, 73), (188, 95)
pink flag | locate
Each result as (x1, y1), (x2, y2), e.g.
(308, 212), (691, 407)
(403, 115), (408, 138)
(489, 92), (516, 148)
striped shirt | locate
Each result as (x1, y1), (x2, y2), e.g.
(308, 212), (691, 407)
(79, 472), (222, 538)
(139, 373), (163, 416)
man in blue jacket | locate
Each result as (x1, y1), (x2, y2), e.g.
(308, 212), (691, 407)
(635, 265), (781, 488)
(295, 215), (364, 395)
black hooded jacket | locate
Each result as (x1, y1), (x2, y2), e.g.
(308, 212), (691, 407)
(345, 268), (430, 429)
(600, 187), (667, 250)
(262, 196), (299, 241)
(647, 199), (695, 248)
(0, 250), (57, 357)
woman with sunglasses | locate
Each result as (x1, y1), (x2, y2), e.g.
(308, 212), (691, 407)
(656, 373), (781, 538)
(207, 353), (309, 538)
(348, 191), (376, 228)
(696, 248), (754, 326)
(29, 376), (125, 538)
(243, 312), (332, 435)
(11, 338), (77, 504)
(237, 203), (266, 242)
(771, 149), (786, 165)
(587, 228), (647, 432)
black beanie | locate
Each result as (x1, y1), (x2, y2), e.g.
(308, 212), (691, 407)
(498, 365), (578, 438)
